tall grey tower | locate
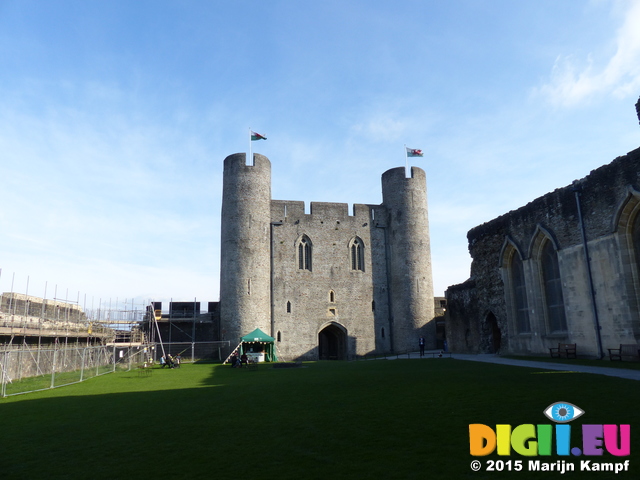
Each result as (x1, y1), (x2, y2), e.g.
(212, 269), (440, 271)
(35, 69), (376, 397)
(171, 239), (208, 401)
(381, 166), (435, 352)
(219, 153), (272, 343)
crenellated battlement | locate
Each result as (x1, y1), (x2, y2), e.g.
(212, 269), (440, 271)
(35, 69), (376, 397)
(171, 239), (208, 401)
(223, 152), (271, 169)
(271, 200), (305, 219)
(310, 202), (349, 218)
(382, 165), (426, 183)
(271, 200), (376, 222)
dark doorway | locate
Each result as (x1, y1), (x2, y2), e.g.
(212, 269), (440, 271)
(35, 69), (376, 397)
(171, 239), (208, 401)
(435, 317), (446, 350)
(318, 323), (347, 360)
(486, 312), (501, 353)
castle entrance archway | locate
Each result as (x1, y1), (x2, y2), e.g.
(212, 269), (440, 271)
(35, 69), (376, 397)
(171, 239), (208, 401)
(318, 323), (347, 360)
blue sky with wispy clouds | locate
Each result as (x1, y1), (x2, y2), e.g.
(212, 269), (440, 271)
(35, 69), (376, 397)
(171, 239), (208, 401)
(1, 0), (639, 313)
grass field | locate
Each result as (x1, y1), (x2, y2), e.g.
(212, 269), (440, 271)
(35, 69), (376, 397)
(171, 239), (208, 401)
(1, 358), (637, 479)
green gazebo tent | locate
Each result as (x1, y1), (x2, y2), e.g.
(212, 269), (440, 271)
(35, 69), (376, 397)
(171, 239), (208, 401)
(239, 328), (277, 362)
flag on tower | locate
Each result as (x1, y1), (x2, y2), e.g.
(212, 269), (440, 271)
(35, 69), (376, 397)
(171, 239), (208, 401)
(406, 147), (423, 157)
(251, 130), (267, 141)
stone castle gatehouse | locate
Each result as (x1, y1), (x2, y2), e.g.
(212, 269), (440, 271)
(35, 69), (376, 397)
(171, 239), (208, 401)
(219, 153), (435, 360)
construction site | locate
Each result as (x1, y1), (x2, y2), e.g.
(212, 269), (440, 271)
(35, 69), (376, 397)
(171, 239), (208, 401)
(0, 285), (231, 397)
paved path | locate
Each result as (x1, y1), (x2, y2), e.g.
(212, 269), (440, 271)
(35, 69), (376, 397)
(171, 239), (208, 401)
(362, 351), (640, 381)
(450, 353), (640, 381)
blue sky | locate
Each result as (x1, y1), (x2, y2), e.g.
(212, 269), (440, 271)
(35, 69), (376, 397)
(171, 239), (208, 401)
(1, 0), (639, 314)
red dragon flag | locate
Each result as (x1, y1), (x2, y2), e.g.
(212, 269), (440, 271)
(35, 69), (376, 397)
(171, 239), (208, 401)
(406, 147), (423, 157)
(251, 130), (267, 141)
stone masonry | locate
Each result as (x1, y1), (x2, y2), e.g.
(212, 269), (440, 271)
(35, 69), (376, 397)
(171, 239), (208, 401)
(446, 144), (640, 357)
(220, 153), (435, 360)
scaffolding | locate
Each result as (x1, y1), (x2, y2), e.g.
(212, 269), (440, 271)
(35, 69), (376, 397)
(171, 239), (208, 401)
(140, 300), (227, 362)
(0, 291), (154, 348)
(0, 271), (230, 396)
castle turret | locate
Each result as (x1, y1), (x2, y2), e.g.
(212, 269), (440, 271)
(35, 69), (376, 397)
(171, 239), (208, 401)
(381, 166), (435, 352)
(220, 153), (272, 343)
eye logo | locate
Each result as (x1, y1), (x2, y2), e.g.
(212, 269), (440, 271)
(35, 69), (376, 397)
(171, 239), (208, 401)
(543, 402), (584, 423)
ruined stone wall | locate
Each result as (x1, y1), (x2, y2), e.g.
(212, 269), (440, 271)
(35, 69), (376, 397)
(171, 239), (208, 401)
(445, 280), (481, 353)
(0, 293), (86, 323)
(446, 146), (640, 356)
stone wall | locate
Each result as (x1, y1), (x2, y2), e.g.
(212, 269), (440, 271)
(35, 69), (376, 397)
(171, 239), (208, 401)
(270, 200), (390, 360)
(0, 292), (86, 323)
(446, 146), (640, 357)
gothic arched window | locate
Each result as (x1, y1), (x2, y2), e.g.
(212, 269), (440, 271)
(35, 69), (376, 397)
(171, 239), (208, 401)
(298, 235), (312, 271)
(632, 211), (640, 276)
(541, 240), (567, 332)
(350, 237), (364, 271)
(510, 251), (530, 333)
(613, 189), (640, 326)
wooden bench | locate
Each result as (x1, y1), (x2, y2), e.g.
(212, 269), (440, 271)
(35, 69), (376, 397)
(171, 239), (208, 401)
(607, 344), (640, 361)
(549, 343), (577, 359)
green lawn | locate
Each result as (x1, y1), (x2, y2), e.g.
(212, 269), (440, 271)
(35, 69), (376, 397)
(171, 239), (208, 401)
(1, 359), (636, 479)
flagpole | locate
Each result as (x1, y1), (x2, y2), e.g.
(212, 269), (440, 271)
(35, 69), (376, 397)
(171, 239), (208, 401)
(249, 128), (252, 166)
(404, 144), (408, 177)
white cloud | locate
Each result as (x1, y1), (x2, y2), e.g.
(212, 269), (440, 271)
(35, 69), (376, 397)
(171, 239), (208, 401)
(536, 1), (640, 106)
(350, 114), (408, 143)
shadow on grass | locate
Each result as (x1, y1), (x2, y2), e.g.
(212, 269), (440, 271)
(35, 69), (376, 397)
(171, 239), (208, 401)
(1, 359), (638, 480)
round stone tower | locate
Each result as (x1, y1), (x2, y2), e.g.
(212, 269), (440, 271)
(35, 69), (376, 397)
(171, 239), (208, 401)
(381, 166), (435, 352)
(220, 153), (272, 344)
